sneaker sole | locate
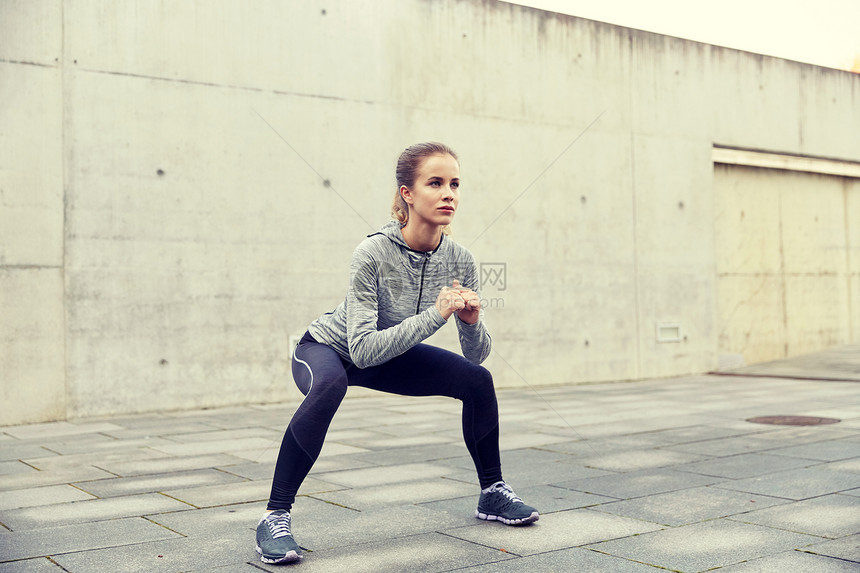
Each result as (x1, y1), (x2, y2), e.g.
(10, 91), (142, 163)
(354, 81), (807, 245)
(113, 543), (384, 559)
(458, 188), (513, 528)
(475, 510), (540, 526)
(256, 545), (302, 564)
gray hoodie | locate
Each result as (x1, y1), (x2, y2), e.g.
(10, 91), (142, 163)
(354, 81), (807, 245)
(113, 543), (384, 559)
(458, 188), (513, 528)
(308, 220), (492, 368)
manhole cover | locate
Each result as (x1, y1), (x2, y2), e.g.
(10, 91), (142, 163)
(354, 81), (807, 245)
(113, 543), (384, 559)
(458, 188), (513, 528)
(746, 415), (840, 426)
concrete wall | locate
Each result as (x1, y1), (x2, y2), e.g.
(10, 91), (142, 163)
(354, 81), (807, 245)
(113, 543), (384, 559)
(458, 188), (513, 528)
(1, 0), (859, 424)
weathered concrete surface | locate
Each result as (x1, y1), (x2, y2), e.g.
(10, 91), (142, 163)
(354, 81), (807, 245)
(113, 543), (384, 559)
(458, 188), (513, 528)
(2, 0), (860, 423)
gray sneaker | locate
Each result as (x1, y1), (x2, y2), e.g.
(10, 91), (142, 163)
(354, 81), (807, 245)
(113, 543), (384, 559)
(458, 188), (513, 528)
(256, 510), (303, 564)
(476, 482), (539, 525)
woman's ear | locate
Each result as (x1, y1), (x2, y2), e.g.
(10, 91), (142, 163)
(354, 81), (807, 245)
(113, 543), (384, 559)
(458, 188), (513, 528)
(400, 185), (413, 205)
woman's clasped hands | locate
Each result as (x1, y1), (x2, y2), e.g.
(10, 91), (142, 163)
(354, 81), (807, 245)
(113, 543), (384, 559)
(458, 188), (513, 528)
(435, 280), (481, 324)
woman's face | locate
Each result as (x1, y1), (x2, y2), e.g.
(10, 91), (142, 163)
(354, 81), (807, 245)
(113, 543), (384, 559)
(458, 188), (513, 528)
(401, 153), (460, 228)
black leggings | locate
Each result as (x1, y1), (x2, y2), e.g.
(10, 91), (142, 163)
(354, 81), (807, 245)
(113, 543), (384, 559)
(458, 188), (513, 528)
(267, 331), (503, 511)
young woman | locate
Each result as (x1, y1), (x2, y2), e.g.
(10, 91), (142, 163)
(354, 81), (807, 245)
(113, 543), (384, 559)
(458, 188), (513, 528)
(256, 142), (539, 564)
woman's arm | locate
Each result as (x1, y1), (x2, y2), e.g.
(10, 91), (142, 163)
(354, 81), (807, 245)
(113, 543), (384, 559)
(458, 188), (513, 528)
(454, 260), (492, 365)
(346, 246), (447, 368)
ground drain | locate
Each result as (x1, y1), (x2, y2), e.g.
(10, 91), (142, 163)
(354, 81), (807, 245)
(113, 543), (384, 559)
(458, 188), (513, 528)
(746, 415), (840, 426)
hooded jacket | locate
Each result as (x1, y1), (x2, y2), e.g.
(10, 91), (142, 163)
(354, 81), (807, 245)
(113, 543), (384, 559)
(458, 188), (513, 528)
(308, 220), (492, 368)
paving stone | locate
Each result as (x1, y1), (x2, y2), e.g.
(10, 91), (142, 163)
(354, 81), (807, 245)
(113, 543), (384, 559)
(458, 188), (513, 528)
(300, 504), (476, 551)
(577, 447), (707, 471)
(716, 466), (860, 500)
(158, 427), (281, 443)
(213, 461), (275, 481)
(162, 479), (269, 508)
(0, 484), (95, 510)
(148, 437), (279, 457)
(819, 458), (860, 476)
(768, 439), (860, 462)
(190, 563), (270, 572)
(37, 435), (179, 455)
(442, 508), (663, 556)
(555, 468), (719, 500)
(420, 484), (614, 517)
(0, 461), (38, 477)
(96, 453), (247, 476)
(319, 462), (453, 488)
(673, 452), (819, 479)
(266, 532), (515, 573)
(317, 441), (371, 456)
(729, 494), (860, 538)
(100, 422), (224, 440)
(147, 501), (261, 538)
(803, 534), (860, 563)
(454, 546), (665, 572)
(498, 432), (574, 450)
(494, 451), (614, 487)
(586, 519), (825, 572)
(165, 475), (344, 509)
(0, 445), (58, 462)
(666, 427), (852, 457)
(624, 424), (765, 446)
(0, 466), (115, 492)
(343, 443), (469, 467)
(0, 557), (67, 571)
(2, 422), (125, 440)
(0, 493), (192, 530)
(594, 486), (789, 526)
(310, 476), (477, 510)
(73, 468), (248, 497)
(305, 455), (376, 475)
(716, 549), (860, 572)
(50, 531), (253, 573)
(21, 448), (167, 472)
(0, 517), (180, 561)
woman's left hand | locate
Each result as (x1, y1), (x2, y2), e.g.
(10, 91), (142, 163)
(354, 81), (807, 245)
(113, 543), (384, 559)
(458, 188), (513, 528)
(451, 280), (481, 324)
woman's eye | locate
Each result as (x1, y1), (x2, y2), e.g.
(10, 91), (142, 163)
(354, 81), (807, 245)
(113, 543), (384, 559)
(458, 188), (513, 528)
(451, 182), (459, 189)
(430, 181), (441, 187)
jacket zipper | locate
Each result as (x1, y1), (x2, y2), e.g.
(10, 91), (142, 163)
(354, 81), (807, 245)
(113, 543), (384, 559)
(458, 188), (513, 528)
(415, 254), (430, 314)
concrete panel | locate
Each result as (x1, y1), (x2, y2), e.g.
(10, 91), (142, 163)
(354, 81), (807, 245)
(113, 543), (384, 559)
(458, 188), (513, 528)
(845, 179), (860, 343)
(633, 135), (715, 268)
(779, 172), (848, 275)
(62, 0), (630, 130)
(708, 49), (804, 153)
(713, 165), (782, 275)
(799, 67), (860, 160)
(0, 269), (65, 426)
(715, 164), (857, 363)
(0, 0), (62, 65)
(62, 71), (389, 417)
(0, 62), (63, 267)
(630, 32), (710, 137)
(633, 135), (717, 376)
(784, 275), (851, 357)
(636, 268), (718, 378)
(716, 274), (787, 364)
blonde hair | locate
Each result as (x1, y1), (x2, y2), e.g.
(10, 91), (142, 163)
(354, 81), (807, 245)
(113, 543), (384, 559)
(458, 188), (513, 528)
(391, 142), (459, 234)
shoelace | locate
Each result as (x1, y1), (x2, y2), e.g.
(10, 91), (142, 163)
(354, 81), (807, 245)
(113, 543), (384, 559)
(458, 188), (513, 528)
(265, 512), (292, 539)
(492, 482), (523, 504)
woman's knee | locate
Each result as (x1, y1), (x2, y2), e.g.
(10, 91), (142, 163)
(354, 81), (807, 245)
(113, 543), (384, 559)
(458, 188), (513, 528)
(462, 364), (494, 395)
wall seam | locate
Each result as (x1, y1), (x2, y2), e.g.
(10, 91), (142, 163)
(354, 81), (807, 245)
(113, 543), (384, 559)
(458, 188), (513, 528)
(628, 32), (641, 379)
(844, 178), (854, 343)
(61, 0), (69, 421)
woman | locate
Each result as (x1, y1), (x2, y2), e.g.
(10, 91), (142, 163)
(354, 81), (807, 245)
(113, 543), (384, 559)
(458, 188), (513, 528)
(256, 142), (539, 564)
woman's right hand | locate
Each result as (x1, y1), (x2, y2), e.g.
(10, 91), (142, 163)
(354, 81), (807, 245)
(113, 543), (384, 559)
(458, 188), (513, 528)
(435, 284), (466, 320)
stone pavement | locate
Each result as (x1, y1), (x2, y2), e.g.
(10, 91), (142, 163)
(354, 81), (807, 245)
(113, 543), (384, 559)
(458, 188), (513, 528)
(1, 351), (859, 572)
